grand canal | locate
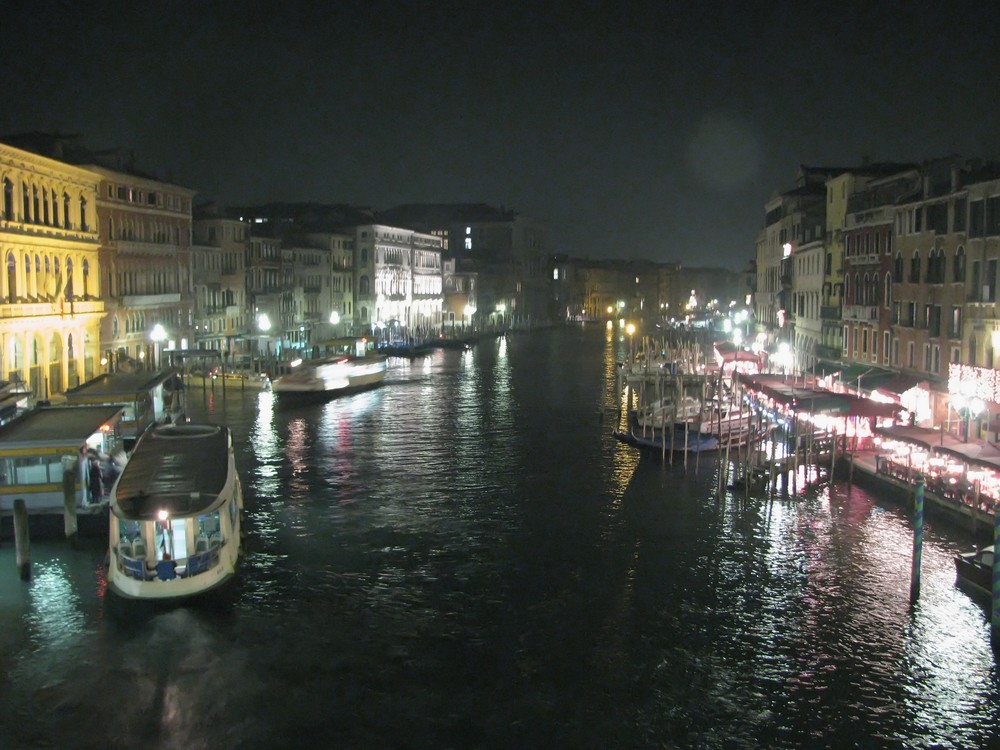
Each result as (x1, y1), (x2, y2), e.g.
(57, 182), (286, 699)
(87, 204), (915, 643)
(1, 325), (999, 749)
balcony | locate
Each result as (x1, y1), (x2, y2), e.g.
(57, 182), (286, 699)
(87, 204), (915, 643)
(842, 304), (879, 323)
(820, 305), (841, 320)
(120, 292), (182, 307)
(845, 252), (881, 267)
(0, 298), (104, 318)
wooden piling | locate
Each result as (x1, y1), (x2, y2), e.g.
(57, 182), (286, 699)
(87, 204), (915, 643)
(14, 498), (30, 581)
(992, 495), (1000, 642)
(910, 475), (925, 604)
(63, 460), (79, 548)
(830, 426), (838, 481)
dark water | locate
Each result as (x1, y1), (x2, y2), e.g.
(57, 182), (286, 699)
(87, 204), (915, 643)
(2, 327), (999, 749)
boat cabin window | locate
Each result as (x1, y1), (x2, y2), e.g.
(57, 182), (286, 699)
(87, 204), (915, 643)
(981, 550), (994, 567)
(0, 455), (73, 485)
(118, 519), (142, 543)
(197, 511), (222, 538)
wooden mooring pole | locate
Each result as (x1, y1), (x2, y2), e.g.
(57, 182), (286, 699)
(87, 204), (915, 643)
(910, 475), (925, 604)
(63, 460), (79, 549)
(14, 498), (30, 581)
(992, 493), (1000, 644)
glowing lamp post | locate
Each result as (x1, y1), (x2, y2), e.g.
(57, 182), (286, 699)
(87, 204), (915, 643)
(150, 324), (167, 370)
(776, 341), (792, 380)
(257, 313), (272, 374)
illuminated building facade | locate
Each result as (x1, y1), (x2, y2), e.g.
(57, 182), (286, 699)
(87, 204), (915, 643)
(959, 172), (1000, 373)
(376, 204), (549, 326)
(442, 258), (477, 330)
(305, 232), (355, 339)
(890, 160), (968, 385)
(792, 237), (824, 373)
(246, 234), (282, 359)
(0, 141), (104, 397)
(754, 170), (828, 356)
(191, 206), (249, 361)
(353, 224), (443, 343)
(89, 165), (196, 371)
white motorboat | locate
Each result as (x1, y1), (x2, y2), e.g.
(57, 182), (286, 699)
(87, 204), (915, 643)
(271, 337), (387, 400)
(270, 353), (387, 399)
(107, 423), (244, 600)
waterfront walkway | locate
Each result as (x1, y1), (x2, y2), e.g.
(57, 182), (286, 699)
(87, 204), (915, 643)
(846, 430), (998, 537)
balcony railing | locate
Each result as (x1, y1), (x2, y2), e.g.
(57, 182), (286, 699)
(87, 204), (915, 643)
(0, 298), (104, 318)
(820, 305), (841, 319)
(842, 304), (879, 323)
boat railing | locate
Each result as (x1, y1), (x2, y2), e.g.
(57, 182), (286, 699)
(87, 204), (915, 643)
(116, 543), (223, 581)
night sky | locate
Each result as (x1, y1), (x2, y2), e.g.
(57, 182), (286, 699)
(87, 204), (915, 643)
(3, 1), (998, 269)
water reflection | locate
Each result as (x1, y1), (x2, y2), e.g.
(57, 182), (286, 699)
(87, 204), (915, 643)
(2, 328), (1000, 748)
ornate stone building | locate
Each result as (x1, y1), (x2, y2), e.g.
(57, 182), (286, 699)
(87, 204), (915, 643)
(0, 141), (104, 397)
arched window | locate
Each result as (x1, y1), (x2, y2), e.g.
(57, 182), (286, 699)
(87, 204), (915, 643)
(910, 251), (921, 283)
(63, 193), (71, 228)
(82, 259), (90, 297)
(359, 276), (370, 295)
(844, 274), (851, 304)
(112, 317), (119, 337)
(79, 197), (88, 231)
(6, 252), (16, 302)
(65, 258), (73, 300)
(954, 246), (966, 283)
(2, 178), (13, 220)
(884, 272), (892, 308)
(855, 273), (861, 304)
(893, 252), (903, 283)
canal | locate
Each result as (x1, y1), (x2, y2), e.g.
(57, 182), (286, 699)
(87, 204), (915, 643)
(1, 325), (998, 749)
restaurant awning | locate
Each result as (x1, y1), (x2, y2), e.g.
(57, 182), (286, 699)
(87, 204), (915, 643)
(870, 373), (927, 396)
(738, 373), (903, 418)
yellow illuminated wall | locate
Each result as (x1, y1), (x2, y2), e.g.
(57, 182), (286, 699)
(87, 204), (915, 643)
(0, 142), (104, 398)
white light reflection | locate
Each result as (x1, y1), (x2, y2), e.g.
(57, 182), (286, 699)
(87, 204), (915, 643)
(724, 479), (1000, 747)
(26, 560), (85, 649)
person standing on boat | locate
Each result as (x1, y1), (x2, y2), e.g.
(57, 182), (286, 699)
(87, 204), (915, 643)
(88, 457), (104, 504)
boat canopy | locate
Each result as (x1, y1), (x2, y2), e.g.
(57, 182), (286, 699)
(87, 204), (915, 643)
(112, 424), (232, 519)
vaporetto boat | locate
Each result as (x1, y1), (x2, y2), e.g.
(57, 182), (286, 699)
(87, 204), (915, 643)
(270, 352), (387, 399)
(107, 423), (244, 600)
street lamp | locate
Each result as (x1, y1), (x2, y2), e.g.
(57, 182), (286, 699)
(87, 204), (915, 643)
(256, 313), (271, 374)
(776, 341), (792, 380)
(150, 323), (167, 370)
